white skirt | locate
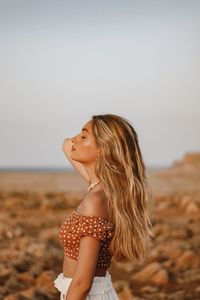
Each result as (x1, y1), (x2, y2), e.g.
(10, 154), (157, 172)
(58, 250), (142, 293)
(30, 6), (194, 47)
(53, 270), (119, 300)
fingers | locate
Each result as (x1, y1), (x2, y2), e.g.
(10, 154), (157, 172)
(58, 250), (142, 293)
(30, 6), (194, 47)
(62, 138), (73, 153)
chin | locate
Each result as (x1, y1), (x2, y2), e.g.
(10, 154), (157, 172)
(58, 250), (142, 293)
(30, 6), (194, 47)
(71, 154), (82, 162)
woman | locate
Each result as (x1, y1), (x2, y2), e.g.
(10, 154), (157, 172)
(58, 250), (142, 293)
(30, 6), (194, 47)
(54, 113), (152, 300)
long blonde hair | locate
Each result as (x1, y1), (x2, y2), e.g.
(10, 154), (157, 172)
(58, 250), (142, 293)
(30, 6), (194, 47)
(91, 113), (153, 265)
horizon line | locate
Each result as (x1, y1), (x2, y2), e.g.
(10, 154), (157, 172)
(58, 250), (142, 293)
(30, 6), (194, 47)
(0, 164), (170, 172)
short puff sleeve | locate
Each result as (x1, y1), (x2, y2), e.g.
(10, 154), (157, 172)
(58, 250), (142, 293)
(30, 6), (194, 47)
(78, 215), (114, 241)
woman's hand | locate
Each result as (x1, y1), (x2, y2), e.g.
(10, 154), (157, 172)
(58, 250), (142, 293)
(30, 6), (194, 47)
(62, 137), (89, 183)
(62, 137), (74, 158)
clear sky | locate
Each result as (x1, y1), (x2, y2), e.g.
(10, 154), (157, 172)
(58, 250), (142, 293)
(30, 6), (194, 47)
(0, 0), (199, 169)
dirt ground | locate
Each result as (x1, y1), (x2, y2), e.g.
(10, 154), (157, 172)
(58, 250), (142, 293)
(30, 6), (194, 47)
(0, 153), (199, 300)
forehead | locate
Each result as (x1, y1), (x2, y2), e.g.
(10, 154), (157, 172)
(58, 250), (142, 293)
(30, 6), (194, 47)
(81, 120), (92, 133)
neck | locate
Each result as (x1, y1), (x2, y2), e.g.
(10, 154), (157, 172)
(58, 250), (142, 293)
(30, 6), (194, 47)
(83, 163), (100, 185)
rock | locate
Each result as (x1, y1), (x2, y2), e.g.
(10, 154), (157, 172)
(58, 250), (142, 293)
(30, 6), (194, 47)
(151, 268), (169, 286)
(12, 256), (31, 272)
(140, 285), (158, 293)
(13, 237), (32, 251)
(165, 244), (183, 260)
(4, 296), (17, 300)
(34, 287), (57, 300)
(162, 259), (173, 269)
(13, 227), (24, 238)
(157, 292), (167, 299)
(0, 266), (11, 282)
(18, 288), (35, 299)
(195, 286), (200, 293)
(167, 290), (184, 300)
(180, 195), (190, 209)
(118, 285), (137, 300)
(147, 248), (160, 262)
(39, 228), (57, 240)
(25, 243), (46, 258)
(29, 264), (43, 277)
(176, 268), (200, 284)
(131, 262), (169, 286)
(17, 272), (34, 285)
(6, 274), (24, 291)
(156, 202), (170, 211)
(6, 231), (14, 239)
(147, 244), (182, 262)
(0, 248), (19, 263)
(35, 271), (56, 294)
(131, 262), (161, 281)
(175, 250), (200, 271)
(114, 261), (135, 272)
(185, 202), (199, 214)
(113, 280), (130, 293)
(173, 152), (200, 168)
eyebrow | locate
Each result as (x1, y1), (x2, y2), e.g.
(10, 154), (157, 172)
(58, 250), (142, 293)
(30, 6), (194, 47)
(81, 128), (89, 133)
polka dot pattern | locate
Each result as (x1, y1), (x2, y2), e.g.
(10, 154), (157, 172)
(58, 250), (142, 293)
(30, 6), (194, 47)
(58, 210), (115, 268)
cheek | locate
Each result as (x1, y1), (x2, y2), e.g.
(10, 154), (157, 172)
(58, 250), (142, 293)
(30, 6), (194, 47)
(81, 141), (96, 154)
(77, 140), (97, 159)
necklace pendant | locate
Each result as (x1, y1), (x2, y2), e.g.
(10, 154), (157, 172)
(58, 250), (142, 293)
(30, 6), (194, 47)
(88, 180), (101, 191)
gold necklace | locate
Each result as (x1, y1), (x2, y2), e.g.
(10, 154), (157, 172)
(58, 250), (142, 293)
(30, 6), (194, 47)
(88, 180), (101, 191)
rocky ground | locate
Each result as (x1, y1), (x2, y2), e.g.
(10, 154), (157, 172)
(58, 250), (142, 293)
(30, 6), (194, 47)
(0, 152), (200, 300)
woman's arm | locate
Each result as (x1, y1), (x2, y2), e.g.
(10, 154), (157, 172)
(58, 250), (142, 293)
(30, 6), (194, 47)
(65, 237), (101, 300)
(65, 193), (103, 300)
(62, 138), (90, 183)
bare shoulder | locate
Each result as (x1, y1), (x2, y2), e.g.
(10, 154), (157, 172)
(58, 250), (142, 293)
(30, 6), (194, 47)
(81, 190), (110, 219)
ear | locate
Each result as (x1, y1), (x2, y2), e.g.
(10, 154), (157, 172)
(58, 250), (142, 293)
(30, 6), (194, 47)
(97, 149), (102, 155)
(95, 149), (101, 161)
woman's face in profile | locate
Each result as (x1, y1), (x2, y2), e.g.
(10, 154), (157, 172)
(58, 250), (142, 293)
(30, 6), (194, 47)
(71, 120), (100, 165)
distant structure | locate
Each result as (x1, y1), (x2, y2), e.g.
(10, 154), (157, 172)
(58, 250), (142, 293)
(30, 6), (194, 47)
(173, 152), (200, 168)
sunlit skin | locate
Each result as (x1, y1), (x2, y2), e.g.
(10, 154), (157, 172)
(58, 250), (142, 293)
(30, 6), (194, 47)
(62, 120), (109, 278)
(71, 120), (101, 183)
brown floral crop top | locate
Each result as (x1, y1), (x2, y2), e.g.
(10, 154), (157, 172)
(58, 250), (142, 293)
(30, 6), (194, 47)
(58, 209), (115, 269)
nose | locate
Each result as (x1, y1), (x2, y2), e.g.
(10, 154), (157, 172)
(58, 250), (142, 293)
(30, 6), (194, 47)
(71, 137), (76, 144)
(71, 134), (79, 144)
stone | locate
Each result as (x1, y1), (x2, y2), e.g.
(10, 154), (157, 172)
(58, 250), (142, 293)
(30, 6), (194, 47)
(131, 262), (169, 286)
(114, 261), (135, 272)
(175, 250), (199, 271)
(180, 196), (191, 209)
(25, 243), (46, 258)
(17, 272), (34, 285)
(131, 262), (161, 281)
(140, 285), (158, 293)
(0, 266), (11, 282)
(4, 296), (17, 300)
(35, 271), (56, 294)
(113, 280), (130, 293)
(162, 259), (173, 269)
(151, 268), (169, 286)
(195, 286), (200, 293)
(12, 257), (31, 273)
(118, 285), (137, 300)
(18, 287), (35, 299)
(185, 202), (199, 214)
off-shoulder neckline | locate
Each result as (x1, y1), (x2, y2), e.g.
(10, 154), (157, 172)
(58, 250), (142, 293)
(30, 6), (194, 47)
(73, 209), (114, 225)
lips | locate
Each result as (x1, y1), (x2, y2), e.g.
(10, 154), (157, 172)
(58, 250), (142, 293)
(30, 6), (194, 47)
(72, 146), (76, 151)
